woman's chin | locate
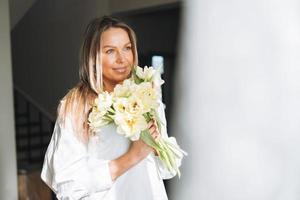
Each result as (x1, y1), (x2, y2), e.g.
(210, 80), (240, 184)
(112, 73), (130, 83)
(104, 69), (131, 85)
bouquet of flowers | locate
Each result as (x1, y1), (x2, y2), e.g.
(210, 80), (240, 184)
(88, 66), (187, 177)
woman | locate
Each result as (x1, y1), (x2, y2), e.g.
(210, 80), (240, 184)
(41, 16), (180, 200)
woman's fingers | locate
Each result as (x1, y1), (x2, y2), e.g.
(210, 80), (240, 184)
(149, 126), (156, 133)
(149, 126), (160, 140)
(147, 119), (161, 141)
(148, 120), (158, 130)
(148, 124), (158, 134)
(147, 120), (154, 128)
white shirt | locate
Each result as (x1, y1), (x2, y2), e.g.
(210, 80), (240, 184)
(41, 102), (179, 200)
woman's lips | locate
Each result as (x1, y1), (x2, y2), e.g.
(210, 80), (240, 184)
(112, 67), (127, 73)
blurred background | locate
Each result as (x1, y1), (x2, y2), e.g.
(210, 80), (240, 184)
(1, 0), (300, 199)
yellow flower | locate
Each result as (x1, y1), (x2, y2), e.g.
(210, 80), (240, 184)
(115, 113), (148, 140)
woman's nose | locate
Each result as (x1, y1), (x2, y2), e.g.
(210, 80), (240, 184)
(116, 51), (125, 63)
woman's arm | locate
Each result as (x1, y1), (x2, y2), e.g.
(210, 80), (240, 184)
(109, 139), (152, 181)
(41, 119), (114, 199)
(41, 117), (158, 199)
(109, 120), (159, 181)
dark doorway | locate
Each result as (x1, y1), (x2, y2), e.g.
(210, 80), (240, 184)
(113, 3), (182, 131)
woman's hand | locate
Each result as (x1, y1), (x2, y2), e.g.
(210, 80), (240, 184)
(148, 119), (160, 141)
(147, 119), (160, 156)
(129, 119), (161, 159)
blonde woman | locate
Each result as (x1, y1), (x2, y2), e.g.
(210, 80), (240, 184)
(41, 16), (180, 200)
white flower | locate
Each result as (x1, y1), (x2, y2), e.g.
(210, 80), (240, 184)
(153, 69), (165, 92)
(88, 110), (110, 132)
(113, 79), (135, 98)
(134, 82), (159, 112)
(96, 91), (113, 112)
(113, 95), (145, 116)
(114, 112), (148, 141)
(135, 66), (155, 81)
(113, 97), (129, 114)
(126, 95), (145, 115)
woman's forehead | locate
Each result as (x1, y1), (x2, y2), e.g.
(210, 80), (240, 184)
(101, 27), (131, 47)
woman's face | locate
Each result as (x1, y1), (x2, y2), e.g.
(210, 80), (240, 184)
(101, 27), (134, 87)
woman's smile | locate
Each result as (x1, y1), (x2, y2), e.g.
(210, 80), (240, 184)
(112, 66), (128, 73)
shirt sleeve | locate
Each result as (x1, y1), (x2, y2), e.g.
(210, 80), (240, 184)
(41, 117), (114, 199)
(152, 100), (184, 180)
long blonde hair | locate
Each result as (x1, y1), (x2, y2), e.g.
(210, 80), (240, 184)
(57, 16), (138, 141)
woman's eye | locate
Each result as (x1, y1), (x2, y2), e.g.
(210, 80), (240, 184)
(106, 49), (114, 54)
(125, 46), (132, 51)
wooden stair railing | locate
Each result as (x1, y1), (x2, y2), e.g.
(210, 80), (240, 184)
(13, 87), (57, 199)
(13, 88), (55, 168)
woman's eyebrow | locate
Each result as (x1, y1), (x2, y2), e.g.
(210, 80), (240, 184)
(102, 42), (131, 49)
(102, 45), (115, 48)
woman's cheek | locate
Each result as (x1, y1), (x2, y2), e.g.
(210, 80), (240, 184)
(103, 55), (115, 69)
(125, 55), (134, 65)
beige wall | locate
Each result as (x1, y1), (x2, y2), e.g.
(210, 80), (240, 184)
(109, 0), (179, 13)
(0, 0), (18, 199)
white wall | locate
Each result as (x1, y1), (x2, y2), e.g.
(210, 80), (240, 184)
(170, 0), (300, 199)
(0, 0), (18, 199)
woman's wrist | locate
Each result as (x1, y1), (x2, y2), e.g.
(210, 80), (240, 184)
(109, 149), (141, 181)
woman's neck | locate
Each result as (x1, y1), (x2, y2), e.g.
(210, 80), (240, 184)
(104, 84), (115, 93)
(103, 79), (119, 93)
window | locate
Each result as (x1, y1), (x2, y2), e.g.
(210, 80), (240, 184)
(151, 55), (164, 74)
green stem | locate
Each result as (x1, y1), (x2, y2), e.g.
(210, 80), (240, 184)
(141, 112), (182, 178)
